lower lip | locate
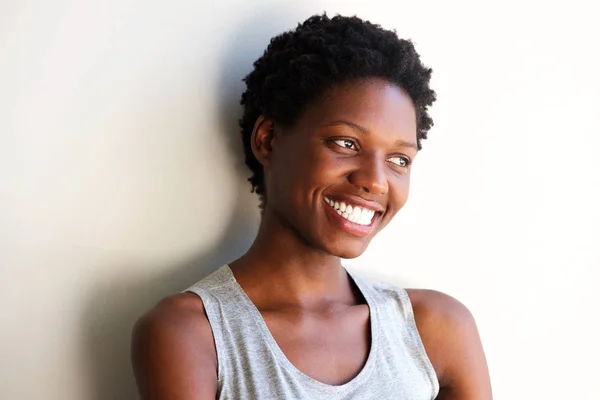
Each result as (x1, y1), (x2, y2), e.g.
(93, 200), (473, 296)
(323, 200), (378, 237)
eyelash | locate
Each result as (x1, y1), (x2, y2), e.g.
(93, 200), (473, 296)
(330, 138), (412, 169)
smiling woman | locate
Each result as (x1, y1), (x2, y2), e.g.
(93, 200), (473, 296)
(131, 14), (492, 400)
(257, 79), (419, 258)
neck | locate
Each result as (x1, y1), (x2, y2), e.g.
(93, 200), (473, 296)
(229, 206), (354, 308)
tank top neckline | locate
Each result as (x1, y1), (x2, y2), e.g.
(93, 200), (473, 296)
(222, 264), (380, 393)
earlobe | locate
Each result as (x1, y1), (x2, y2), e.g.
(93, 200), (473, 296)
(250, 115), (276, 167)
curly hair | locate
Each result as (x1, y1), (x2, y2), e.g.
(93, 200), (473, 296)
(239, 13), (436, 200)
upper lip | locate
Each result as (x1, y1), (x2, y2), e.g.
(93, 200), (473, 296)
(324, 194), (386, 214)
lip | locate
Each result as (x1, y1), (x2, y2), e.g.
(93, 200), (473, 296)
(323, 197), (382, 237)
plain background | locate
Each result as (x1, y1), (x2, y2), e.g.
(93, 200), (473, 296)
(2, 0), (599, 399)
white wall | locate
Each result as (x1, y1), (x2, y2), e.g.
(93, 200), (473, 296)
(1, 0), (598, 399)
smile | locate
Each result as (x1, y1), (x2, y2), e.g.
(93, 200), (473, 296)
(324, 197), (376, 226)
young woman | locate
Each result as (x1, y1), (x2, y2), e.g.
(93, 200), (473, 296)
(132, 14), (492, 400)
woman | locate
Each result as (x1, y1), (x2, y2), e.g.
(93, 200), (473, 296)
(132, 14), (492, 399)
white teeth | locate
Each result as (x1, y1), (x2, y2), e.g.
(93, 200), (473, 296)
(361, 208), (372, 221)
(357, 208), (365, 220)
(325, 196), (377, 226)
(355, 209), (362, 222)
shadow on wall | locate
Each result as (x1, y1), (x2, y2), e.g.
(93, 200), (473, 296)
(78, 8), (304, 398)
(83, 211), (257, 400)
(82, 5), (326, 397)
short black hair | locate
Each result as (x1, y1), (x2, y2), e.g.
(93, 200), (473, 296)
(239, 13), (436, 200)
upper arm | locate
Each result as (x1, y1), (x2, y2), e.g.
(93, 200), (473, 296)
(406, 289), (493, 400)
(131, 293), (218, 400)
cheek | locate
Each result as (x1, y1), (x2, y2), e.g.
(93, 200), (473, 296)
(389, 174), (411, 210)
(290, 145), (342, 190)
(309, 147), (349, 181)
(268, 141), (325, 205)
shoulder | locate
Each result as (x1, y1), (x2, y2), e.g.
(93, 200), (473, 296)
(406, 289), (492, 399)
(132, 293), (214, 347)
(405, 289), (474, 380)
(406, 289), (475, 333)
(131, 293), (217, 399)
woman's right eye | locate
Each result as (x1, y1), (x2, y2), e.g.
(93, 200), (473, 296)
(332, 139), (358, 151)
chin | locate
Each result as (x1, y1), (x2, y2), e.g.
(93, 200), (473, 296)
(324, 239), (370, 259)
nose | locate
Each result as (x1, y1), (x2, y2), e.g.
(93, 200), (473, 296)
(348, 154), (389, 195)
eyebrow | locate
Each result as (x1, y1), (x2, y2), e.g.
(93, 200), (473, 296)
(321, 120), (419, 150)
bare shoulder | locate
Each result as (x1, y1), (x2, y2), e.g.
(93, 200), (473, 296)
(405, 289), (475, 333)
(406, 289), (493, 400)
(132, 293), (215, 355)
(131, 293), (217, 399)
(404, 289), (474, 379)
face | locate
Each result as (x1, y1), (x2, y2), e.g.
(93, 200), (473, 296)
(255, 78), (418, 259)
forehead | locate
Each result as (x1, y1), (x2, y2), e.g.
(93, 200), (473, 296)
(295, 78), (417, 140)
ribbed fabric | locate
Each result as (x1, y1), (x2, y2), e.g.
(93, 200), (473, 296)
(185, 265), (439, 399)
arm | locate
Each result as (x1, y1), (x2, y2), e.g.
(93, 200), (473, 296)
(407, 289), (493, 400)
(131, 294), (218, 400)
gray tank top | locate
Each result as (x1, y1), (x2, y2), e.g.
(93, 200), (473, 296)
(185, 265), (439, 399)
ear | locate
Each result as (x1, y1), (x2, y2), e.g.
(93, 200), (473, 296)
(250, 115), (276, 167)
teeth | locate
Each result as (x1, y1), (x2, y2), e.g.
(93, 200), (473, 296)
(355, 208), (363, 219)
(324, 197), (377, 226)
(360, 208), (369, 221)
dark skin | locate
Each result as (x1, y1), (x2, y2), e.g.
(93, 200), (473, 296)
(131, 78), (493, 399)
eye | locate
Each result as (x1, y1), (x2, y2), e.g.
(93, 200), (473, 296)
(388, 156), (411, 168)
(332, 139), (358, 151)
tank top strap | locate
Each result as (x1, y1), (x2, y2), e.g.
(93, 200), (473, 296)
(184, 265), (270, 391)
(345, 267), (440, 397)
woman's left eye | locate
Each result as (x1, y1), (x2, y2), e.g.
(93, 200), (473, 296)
(332, 139), (358, 150)
(388, 156), (410, 167)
